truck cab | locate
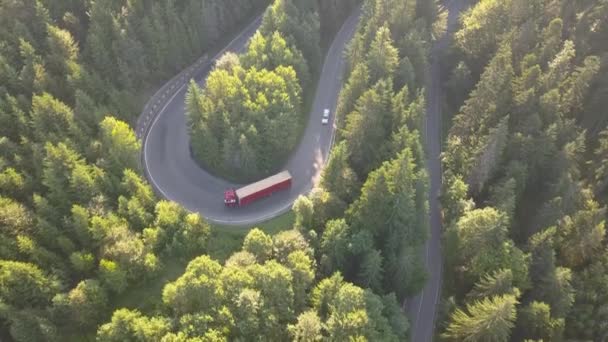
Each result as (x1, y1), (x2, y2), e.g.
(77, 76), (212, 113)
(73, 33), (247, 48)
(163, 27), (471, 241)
(224, 189), (238, 207)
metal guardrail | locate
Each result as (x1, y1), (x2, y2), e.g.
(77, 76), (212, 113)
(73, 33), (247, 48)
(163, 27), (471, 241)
(135, 53), (210, 141)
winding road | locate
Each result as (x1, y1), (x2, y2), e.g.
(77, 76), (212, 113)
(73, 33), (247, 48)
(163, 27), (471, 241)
(141, 10), (360, 225)
(140, 1), (466, 339)
(406, 0), (466, 341)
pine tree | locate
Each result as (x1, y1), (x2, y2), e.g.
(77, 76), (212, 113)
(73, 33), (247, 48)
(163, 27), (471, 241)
(443, 294), (519, 342)
(320, 141), (359, 203)
(467, 269), (517, 300)
(367, 25), (399, 83)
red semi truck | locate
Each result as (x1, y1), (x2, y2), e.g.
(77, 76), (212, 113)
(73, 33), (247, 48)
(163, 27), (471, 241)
(224, 171), (292, 207)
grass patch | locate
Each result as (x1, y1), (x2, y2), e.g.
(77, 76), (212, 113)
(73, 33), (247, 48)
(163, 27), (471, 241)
(111, 257), (187, 314)
(208, 210), (295, 262)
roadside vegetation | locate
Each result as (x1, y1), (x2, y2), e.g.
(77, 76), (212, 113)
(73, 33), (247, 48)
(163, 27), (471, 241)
(207, 211), (295, 262)
(290, 0), (436, 311)
(100, 223), (410, 341)
(438, 0), (608, 340)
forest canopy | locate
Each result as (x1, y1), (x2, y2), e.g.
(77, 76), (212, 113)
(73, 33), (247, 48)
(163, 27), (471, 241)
(286, 0), (437, 307)
(0, 0), (272, 339)
(439, 0), (608, 341)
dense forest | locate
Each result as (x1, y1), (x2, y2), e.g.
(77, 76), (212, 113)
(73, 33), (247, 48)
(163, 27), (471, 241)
(0, 0), (422, 340)
(98, 227), (411, 341)
(439, 0), (608, 341)
(8, 0), (608, 340)
(290, 0), (436, 307)
(0, 0), (272, 340)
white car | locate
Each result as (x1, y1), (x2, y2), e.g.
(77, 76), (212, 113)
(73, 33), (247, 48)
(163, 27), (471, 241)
(322, 109), (330, 125)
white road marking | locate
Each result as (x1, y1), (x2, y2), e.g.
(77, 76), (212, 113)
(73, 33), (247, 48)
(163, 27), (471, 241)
(142, 10), (358, 226)
(410, 0), (461, 339)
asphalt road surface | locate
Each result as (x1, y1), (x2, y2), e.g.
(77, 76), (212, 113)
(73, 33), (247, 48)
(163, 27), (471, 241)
(406, 0), (467, 341)
(142, 10), (360, 225)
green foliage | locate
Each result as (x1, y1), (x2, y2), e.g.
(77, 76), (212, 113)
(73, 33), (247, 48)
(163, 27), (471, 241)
(3, 307), (59, 342)
(96, 308), (171, 342)
(286, 250), (316, 312)
(367, 25), (399, 83)
(455, 208), (508, 260)
(288, 310), (323, 341)
(320, 219), (352, 276)
(42, 142), (102, 212)
(467, 116), (510, 195)
(335, 64), (369, 132)
(591, 128), (608, 194)
(343, 79), (393, 176)
(273, 229), (312, 263)
(344, 147), (429, 298)
(103, 230), (406, 341)
(308, 187), (348, 230)
(555, 197), (606, 268)
(54, 279), (109, 330)
(99, 259), (128, 295)
(0, 0), (390, 340)
(241, 31), (310, 88)
(527, 228), (575, 319)
(260, 0), (321, 74)
(150, 201), (210, 259)
(243, 228), (274, 262)
(162, 255), (223, 316)
(310, 272), (408, 341)
(186, 0), (336, 181)
(443, 294), (519, 342)
(293, 195), (314, 231)
(207, 211), (294, 262)
(70, 251), (95, 274)
(99, 117), (140, 178)
(449, 207), (529, 296)
(324, 283), (369, 339)
(441, 0), (608, 339)
(290, 0), (435, 324)
(187, 63), (302, 180)
(441, 174), (474, 226)
(30, 93), (81, 145)
(516, 301), (565, 341)
(456, 0), (512, 70)
(0, 260), (58, 308)
(566, 249), (608, 340)
(320, 141), (360, 204)
(466, 269), (518, 300)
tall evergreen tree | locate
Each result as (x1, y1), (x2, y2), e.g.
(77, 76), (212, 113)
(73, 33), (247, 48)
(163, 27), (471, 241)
(444, 294), (519, 342)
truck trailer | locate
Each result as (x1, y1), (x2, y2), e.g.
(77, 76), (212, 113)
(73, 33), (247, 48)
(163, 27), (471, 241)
(224, 171), (292, 207)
